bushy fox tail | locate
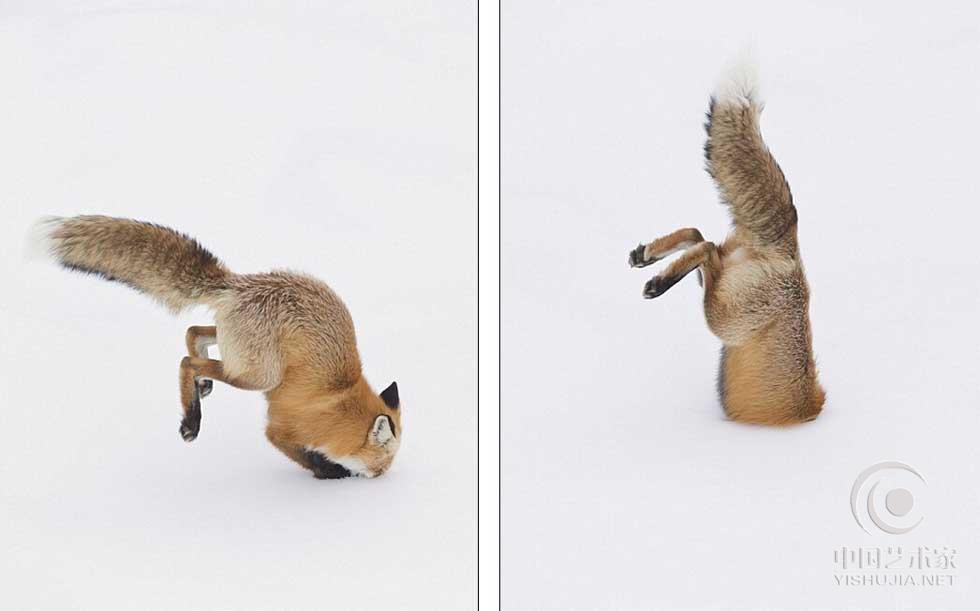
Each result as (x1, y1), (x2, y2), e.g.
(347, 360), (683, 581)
(30, 215), (231, 313)
(704, 54), (797, 246)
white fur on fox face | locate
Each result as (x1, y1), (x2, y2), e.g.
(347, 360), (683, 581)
(333, 455), (373, 478)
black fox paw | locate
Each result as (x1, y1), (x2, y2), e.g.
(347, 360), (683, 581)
(305, 450), (353, 479)
(197, 379), (213, 398)
(629, 244), (657, 268)
(180, 401), (201, 442)
(179, 420), (199, 442)
(643, 275), (677, 299)
(179, 422), (198, 442)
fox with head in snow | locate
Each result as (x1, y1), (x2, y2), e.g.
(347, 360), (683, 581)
(32, 215), (401, 479)
(629, 56), (826, 425)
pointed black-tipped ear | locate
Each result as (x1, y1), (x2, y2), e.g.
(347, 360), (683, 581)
(380, 381), (399, 409)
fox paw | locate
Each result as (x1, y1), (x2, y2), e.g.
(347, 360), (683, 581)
(305, 450), (353, 479)
(179, 401), (201, 442)
(643, 275), (678, 299)
(629, 244), (658, 268)
(197, 379), (213, 398)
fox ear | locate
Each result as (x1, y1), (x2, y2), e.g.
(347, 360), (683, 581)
(371, 415), (395, 445)
(380, 381), (399, 409)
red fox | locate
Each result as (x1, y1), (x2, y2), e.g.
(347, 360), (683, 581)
(628, 58), (825, 424)
(31, 215), (401, 478)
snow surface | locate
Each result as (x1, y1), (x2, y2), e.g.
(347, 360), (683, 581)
(0, 3), (475, 610)
(502, 1), (980, 609)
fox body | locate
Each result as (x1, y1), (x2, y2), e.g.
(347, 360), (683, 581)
(629, 59), (825, 424)
(33, 215), (401, 478)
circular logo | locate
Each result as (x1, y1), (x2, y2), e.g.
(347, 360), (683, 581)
(850, 462), (926, 535)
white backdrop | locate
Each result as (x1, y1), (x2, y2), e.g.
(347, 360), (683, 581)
(0, 3), (475, 609)
(502, 1), (979, 609)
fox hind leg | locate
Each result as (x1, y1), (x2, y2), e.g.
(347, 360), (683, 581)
(629, 228), (704, 268)
(177, 356), (262, 442)
(185, 326), (217, 397)
(643, 241), (721, 299)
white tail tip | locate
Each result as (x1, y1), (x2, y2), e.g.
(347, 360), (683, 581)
(713, 48), (762, 107)
(25, 216), (65, 262)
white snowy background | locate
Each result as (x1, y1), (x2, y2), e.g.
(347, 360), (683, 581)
(0, 2), (475, 610)
(503, 1), (979, 609)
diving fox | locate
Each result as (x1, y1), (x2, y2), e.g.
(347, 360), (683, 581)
(32, 215), (401, 478)
(628, 58), (825, 424)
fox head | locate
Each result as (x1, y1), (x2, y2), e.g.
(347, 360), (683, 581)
(325, 380), (401, 479)
(279, 379), (402, 479)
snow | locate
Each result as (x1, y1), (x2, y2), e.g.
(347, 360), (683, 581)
(502, 1), (980, 609)
(0, 3), (474, 609)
